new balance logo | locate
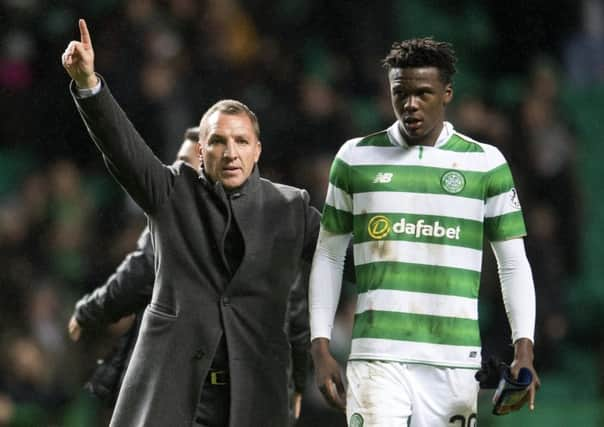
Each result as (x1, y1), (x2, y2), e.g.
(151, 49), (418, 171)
(373, 172), (393, 183)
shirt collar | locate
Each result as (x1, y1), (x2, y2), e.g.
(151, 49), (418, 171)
(386, 121), (454, 148)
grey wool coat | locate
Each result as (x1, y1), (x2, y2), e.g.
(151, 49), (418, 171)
(71, 78), (320, 427)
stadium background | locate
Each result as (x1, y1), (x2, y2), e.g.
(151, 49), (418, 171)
(1, 0), (603, 425)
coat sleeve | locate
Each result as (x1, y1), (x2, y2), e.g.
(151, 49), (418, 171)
(300, 190), (321, 263)
(70, 76), (175, 213)
(74, 228), (155, 328)
(286, 265), (310, 393)
(285, 190), (321, 392)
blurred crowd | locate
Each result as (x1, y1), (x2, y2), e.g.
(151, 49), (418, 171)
(1, 0), (603, 425)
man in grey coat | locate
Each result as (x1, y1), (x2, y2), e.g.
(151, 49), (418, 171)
(69, 226), (310, 424)
(62, 19), (320, 427)
(67, 128), (311, 424)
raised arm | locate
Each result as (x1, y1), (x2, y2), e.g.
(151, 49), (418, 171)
(61, 19), (174, 213)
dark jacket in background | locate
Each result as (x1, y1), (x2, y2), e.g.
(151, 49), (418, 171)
(71, 78), (320, 427)
(76, 229), (154, 328)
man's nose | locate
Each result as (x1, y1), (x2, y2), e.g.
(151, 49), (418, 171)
(404, 96), (418, 111)
(223, 140), (238, 158)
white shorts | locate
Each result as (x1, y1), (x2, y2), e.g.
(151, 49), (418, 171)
(346, 360), (479, 427)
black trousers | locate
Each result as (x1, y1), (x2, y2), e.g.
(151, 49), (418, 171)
(193, 382), (230, 427)
(194, 336), (230, 426)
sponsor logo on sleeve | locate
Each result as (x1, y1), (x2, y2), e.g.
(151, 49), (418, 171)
(510, 188), (521, 209)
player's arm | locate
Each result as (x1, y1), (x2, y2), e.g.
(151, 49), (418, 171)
(68, 228), (155, 341)
(309, 227), (351, 411)
(491, 238), (541, 411)
(309, 141), (355, 411)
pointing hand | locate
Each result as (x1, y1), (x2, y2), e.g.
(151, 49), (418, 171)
(61, 19), (98, 88)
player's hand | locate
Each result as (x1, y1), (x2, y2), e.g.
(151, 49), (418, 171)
(61, 19), (98, 88)
(68, 315), (83, 342)
(509, 338), (541, 412)
(311, 338), (346, 411)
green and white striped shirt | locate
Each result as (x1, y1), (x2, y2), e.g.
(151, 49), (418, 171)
(320, 122), (526, 368)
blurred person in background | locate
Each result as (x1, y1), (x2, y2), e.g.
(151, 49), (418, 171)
(309, 37), (540, 426)
(67, 127), (310, 425)
(45, 159), (95, 286)
(563, 0), (604, 87)
(62, 19), (320, 427)
(0, 335), (71, 426)
(511, 58), (582, 370)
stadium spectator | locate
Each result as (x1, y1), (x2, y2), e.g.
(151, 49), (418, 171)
(510, 59), (582, 370)
(563, 0), (604, 87)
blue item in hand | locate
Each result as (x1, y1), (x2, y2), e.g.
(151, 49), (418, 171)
(492, 367), (533, 415)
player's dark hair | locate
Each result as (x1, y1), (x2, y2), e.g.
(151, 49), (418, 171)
(184, 126), (200, 143)
(382, 37), (457, 84)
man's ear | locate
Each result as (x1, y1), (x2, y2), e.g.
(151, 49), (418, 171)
(255, 140), (262, 163)
(443, 83), (453, 105)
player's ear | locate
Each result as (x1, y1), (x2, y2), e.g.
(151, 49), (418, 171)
(443, 83), (453, 105)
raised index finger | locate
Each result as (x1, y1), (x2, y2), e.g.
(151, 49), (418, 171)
(79, 19), (92, 46)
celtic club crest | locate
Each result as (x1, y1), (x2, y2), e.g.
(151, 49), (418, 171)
(350, 413), (364, 427)
(440, 170), (466, 194)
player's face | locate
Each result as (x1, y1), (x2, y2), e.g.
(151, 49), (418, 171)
(389, 67), (453, 146)
(201, 112), (261, 190)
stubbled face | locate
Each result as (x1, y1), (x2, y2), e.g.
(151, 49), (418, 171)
(200, 111), (261, 190)
(389, 67), (453, 146)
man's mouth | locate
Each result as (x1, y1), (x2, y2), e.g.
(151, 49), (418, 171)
(404, 117), (422, 130)
(222, 166), (240, 175)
